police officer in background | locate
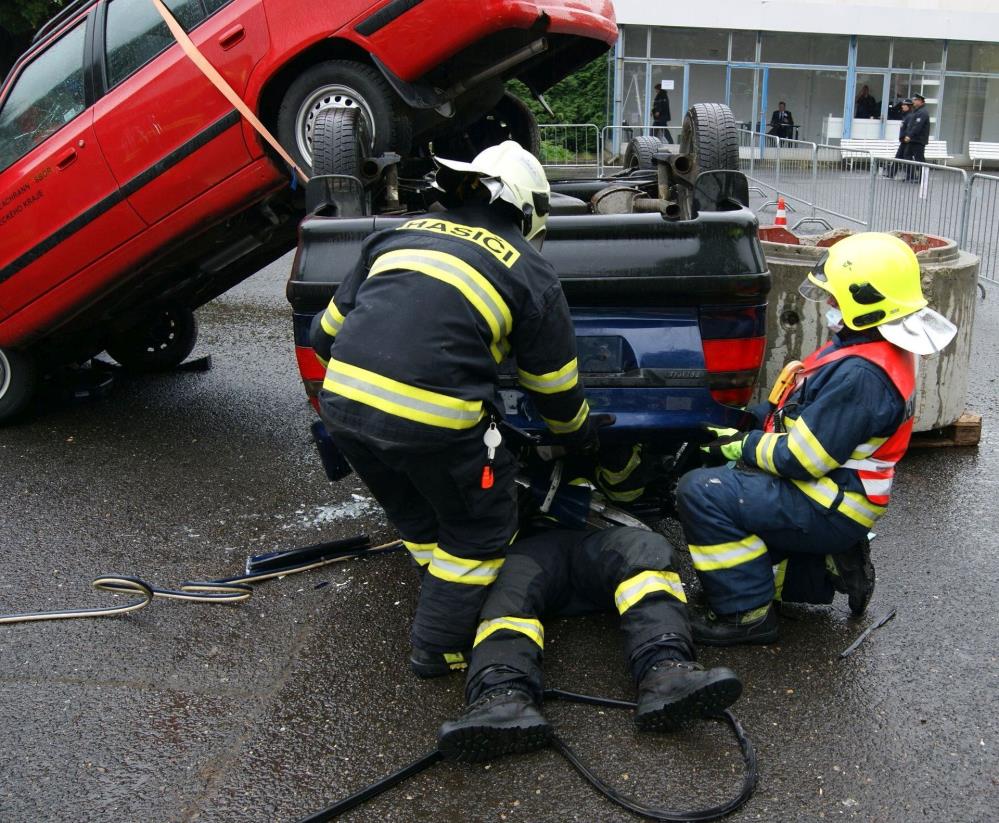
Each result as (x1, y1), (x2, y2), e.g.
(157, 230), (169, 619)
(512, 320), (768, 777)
(903, 93), (931, 180)
(676, 234), (957, 645)
(883, 99), (912, 178)
(310, 141), (598, 677)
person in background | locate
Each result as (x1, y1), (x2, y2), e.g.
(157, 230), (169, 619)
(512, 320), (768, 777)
(855, 85), (879, 119)
(768, 101), (794, 140)
(652, 82), (673, 144)
(903, 94), (930, 181)
(883, 99), (912, 178)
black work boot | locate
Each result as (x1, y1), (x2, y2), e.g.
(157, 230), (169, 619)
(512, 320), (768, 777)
(438, 688), (552, 762)
(410, 647), (469, 679)
(691, 604), (779, 646)
(635, 661), (743, 731)
(829, 538), (876, 617)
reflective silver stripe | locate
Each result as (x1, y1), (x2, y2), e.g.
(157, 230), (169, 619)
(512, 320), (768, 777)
(788, 422), (838, 477)
(474, 616), (544, 648)
(842, 457), (896, 472)
(403, 541), (435, 566)
(860, 476), (893, 496)
(321, 307), (344, 336)
(427, 548), (504, 586)
(850, 438), (886, 458)
(838, 493), (885, 526)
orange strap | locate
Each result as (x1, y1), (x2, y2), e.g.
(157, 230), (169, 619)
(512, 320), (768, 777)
(150, 0), (309, 183)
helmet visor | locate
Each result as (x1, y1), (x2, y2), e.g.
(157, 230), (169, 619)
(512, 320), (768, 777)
(798, 253), (831, 302)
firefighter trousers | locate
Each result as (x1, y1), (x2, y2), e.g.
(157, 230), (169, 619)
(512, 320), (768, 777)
(676, 467), (870, 615)
(465, 527), (694, 704)
(326, 422), (518, 653)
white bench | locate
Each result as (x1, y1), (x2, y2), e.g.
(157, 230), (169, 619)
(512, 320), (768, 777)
(969, 142), (999, 170)
(840, 138), (952, 165)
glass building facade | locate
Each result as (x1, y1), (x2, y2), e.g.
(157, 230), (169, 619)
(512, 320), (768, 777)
(615, 26), (999, 158)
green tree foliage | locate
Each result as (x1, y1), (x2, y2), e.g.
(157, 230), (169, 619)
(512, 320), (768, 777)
(509, 53), (610, 128)
(0, 0), (67, 35)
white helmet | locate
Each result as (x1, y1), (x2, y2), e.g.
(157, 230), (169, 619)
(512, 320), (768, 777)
(434, 141), (551, 245)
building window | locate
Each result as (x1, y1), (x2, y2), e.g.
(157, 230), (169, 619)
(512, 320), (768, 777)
(620, 62), (649, 128)
(891, 38), (943, 71)
(857, 37), (891, 68)
(946, 41), (999, 73)
(731, 31), (757, 62)
(650, 27), (728, 62)
(621, 25), (648, 58)
(766, 67), (848, 142)
(761, 32), (849, 66)
(939, 75), (990, 149)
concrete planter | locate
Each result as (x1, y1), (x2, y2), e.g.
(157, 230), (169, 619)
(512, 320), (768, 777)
(756, 229), (978, 432)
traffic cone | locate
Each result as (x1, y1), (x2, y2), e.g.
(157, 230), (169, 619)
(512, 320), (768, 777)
(775, 196), (787, 226)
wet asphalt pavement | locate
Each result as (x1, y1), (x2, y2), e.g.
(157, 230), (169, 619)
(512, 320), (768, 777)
(2, 252), (997, 823)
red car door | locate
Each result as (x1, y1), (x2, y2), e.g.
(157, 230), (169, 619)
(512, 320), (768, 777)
(0, 14), (145, 345)
(92, 0), (269, 227)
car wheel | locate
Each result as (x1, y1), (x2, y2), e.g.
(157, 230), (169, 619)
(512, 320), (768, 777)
(624, 135), (662, 170)
(312, 107), (368, 178)
(0, 347), (38, 424)
(106, 306), (198, 373)
(680, 103), (739, 172)
(276, 60), (411, 175)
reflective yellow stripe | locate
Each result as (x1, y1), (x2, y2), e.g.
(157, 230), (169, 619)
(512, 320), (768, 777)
(428, 547), (504, 586)
(320, 302), (346, 337)
(791, 476), (840, 508)
(474, 616), (544, 648)
(850, 437), (887, 459)
(443, 652), (468, 670)
(689, 535), (768, 572)
(369, 249), (513, 363)
(597, 445), (642, 486)
(838, 492), (886, 527)
(542, 399), (590, 435)
(614, 570), (686, 614)
(323, 358), (485, 430)
(403, 540), (436, 567)
(787, 418), (839, 478)
(754, 432), (782, 474)
(773, 559), (788, 601)
(517, 358), (579, 395)
(603, 486), (645, 503)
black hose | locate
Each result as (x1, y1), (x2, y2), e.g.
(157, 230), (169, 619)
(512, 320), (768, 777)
(296, 689), (758, 822)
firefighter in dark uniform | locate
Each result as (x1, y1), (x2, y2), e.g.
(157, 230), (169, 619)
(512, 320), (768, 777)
(310, 141), (598, 676)
(676, 233), (957, 645)
(903, 94), (931, 180)
(437, 523), (742, 761)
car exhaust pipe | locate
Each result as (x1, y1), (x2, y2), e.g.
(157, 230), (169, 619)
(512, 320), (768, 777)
(445, 38), (548, 99)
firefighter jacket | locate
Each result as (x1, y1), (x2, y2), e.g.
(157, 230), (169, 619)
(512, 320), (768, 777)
(740, 331), (914, 530)
(310, 204), (594, 445)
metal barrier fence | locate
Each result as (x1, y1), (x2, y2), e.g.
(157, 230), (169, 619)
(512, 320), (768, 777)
(961, 174), (999, 283)
(537, 124), (600, 171)
(598, 125), (681, 175)
(534, 124), (999, 281)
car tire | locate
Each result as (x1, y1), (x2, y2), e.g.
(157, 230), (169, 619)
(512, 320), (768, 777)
(0, 347), (38, 424)
(276, 60), (411, 175)
(680, 103), (739, 172)
(312, 107), (368, 178)
(106, 306), (198, 373)
(624, 135), (661, 170)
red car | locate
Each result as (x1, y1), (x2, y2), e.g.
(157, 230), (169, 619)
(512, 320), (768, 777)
(0, 0), (616, 421)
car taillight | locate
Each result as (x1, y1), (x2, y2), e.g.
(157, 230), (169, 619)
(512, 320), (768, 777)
(701, 337), (766, 407)
(295, 345), (325, 412)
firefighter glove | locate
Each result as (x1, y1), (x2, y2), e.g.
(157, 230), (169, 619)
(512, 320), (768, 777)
(699, 425), (746, 462)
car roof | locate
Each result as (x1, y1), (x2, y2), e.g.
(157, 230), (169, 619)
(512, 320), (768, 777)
(31, 0), (99, 46)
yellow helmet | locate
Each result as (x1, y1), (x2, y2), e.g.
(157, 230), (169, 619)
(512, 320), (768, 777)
(799, 233), (927, 330)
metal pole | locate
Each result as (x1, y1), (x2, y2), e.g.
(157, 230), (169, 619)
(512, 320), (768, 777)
(959, 174), (974, 249)
(866, 152), (877, 229)
(810, 142), (819, 221)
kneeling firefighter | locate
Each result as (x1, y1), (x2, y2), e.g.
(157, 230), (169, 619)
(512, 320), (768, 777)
(438, 522), (742, 761)
(310, 142), (598, 676)
(677, 233), (957, 645)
